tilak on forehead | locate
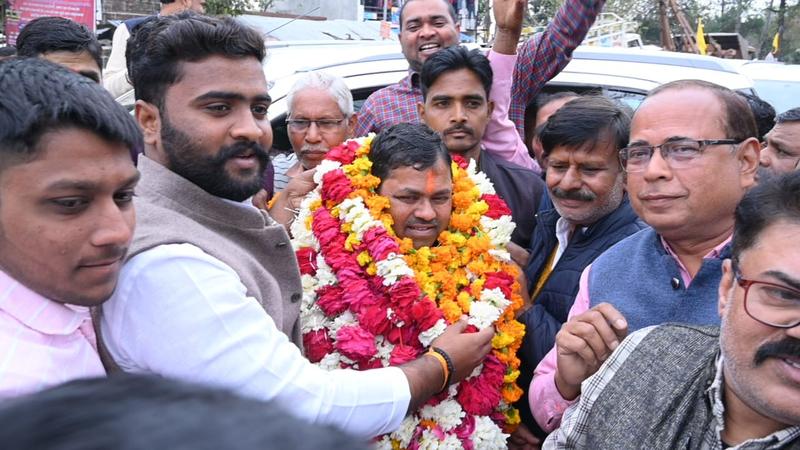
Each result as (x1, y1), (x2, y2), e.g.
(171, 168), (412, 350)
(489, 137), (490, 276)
(425, 170), (438, 195)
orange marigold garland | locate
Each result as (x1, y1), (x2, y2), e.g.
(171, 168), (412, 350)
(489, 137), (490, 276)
(290, 135), (525, 449)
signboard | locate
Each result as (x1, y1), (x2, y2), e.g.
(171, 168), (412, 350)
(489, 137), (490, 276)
(5, 0), (96, 46)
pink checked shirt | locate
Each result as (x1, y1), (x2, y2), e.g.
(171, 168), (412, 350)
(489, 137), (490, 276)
(0, 269), (105, 398)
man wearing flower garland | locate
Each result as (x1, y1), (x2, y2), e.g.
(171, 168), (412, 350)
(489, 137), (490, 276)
(530, 80), (761, 434)
(417, 45), (545, 262)
(292, 122), (526, 448)
(98, 13), (495, 439)
(545, 173), (800, 449)
(357, 0), (607, 175)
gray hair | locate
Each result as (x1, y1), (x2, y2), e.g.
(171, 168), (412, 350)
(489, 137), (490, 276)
(286, 71), (353, 118)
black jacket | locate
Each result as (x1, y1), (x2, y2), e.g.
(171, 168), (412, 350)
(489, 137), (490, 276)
(479, 151), (545, 249)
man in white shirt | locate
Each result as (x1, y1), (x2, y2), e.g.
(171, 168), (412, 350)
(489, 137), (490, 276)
(99, 13), (493, 439)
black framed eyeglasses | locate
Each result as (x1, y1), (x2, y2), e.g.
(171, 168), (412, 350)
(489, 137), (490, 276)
(619, 139), (743, 173)
(732, 261), (800, 329)
(286, 118), (347, 133)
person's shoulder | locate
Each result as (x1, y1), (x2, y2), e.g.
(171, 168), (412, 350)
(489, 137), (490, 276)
(589, 227), (656, 271)
(365, 79), (406, 101)
(483, 151), (537, 175)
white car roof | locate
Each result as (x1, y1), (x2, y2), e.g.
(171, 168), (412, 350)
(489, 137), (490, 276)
(266, 44), (754, 121)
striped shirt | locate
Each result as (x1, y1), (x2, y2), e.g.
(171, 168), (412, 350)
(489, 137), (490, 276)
(272, 152), (297, 192)
(0, 270), (105, 398)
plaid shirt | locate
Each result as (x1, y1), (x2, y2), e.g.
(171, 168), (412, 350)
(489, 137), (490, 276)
(509, 0), (606, 136)
(356, 0), (605, 140)
(544, 326), (800, 450)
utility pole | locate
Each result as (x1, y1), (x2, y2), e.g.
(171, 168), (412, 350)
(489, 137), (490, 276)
(659, 0), (676, 51)
(775, 0), (786, 58)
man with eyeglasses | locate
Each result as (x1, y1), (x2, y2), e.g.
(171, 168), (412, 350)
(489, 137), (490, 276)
(760, 107), (800, 176)
(544, 172), (800, 449)
(272, 72), (356, 192)
(529, 80), (760, 434)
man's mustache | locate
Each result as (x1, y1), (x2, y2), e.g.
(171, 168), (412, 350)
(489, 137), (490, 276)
(406, 218), (440, 228)
(213, 141), (269, 166)
(754, 337), (800, 366)
(444, 124), (475, 136)
(551, 187), (596, 202)
(299, 145), (328, 157)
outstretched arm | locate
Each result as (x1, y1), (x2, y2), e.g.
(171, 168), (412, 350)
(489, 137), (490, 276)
(509, 0), (607, 134)
(482, 0), (540, 172)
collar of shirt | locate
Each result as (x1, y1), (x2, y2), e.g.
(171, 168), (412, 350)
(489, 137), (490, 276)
(406, 69), (420, 89)
(553, 217), (589, 266)
(0, 269), (90, 335)
(660, 234), (732, 286)
(707, 354), (800, 448)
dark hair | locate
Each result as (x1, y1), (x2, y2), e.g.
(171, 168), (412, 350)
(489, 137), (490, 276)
(371, 123), (451, 181)
(731, 171), (800, 262)
(0, 58), (142, 170)
(776, 107), (800, 124)
(523, 91), (579, 155)
(0, 46), (16, 58)
(535, 91), (580, 117)
(737, 91), (775, 141)
(161, 0), (177, 3)
(399, 0), (458, 31)
(127, 12), (265, 108)
(420, 46), (492, 99)
(648, 80), (758, 142)
(16, 16), (102, 71)
(0, 375), (369, 450)
(539, 95), (631, 157)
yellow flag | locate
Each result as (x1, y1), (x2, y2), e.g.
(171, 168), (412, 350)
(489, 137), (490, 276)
(772, 31), (780, 53)
(696, 18), (708, 55)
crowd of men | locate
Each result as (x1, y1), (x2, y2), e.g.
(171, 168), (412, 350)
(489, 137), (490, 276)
(0, 0), (798, 448)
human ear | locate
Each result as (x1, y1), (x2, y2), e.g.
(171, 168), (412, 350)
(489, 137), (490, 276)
(737, 137), (760, 189)
(718, 258), (734, 318)
(135, 100), (162, 155)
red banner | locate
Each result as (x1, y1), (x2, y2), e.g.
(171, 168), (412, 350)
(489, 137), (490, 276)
(5, 0), (96, 46)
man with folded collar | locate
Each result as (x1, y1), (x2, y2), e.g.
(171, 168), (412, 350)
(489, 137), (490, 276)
(514, 95), (646, 439)
(0, 58), (141, 398)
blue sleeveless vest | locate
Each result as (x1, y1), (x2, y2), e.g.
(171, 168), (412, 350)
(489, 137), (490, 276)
(588, 228), (726, 331)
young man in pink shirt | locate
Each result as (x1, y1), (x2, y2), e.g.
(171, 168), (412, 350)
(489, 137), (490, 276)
(0, 58), (141, 398)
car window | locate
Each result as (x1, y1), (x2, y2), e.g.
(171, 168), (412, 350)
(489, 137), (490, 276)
(752, 80), (800, 114)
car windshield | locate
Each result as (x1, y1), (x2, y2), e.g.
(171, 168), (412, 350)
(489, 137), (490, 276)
(752, 80), (800, 114)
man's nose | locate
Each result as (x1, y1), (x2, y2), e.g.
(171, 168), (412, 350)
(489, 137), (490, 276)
(90, 201), (133, 248)
(230, 109), (265, 142)
(305, 121), (322, 143)
(559, 165), (582, 191)
(414, 200), (436, 221)
(759, 147), (773, 167)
